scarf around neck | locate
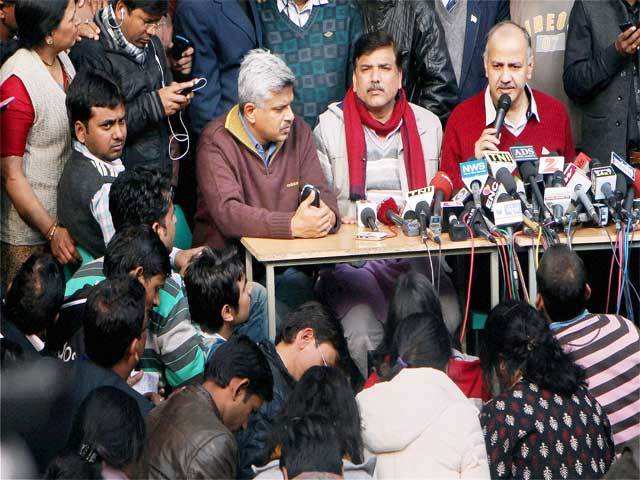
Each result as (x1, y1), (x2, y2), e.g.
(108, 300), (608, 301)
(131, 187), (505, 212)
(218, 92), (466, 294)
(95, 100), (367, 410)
(342, 88), (427, 200)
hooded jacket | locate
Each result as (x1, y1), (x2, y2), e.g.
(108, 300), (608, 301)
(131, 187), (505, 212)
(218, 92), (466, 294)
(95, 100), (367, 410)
(356, 367), (490, 479)
(69, 11), (172, 174)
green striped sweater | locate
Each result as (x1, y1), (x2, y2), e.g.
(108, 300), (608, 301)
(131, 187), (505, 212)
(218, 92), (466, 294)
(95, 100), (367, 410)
(65, 258), (205, 387)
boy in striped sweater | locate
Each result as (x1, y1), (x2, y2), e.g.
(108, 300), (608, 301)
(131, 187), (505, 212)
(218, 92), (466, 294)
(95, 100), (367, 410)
(537, 245), (640, 453)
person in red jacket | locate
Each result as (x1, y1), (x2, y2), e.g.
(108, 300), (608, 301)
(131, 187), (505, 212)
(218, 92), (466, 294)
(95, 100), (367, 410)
(440, 20), (575, 191)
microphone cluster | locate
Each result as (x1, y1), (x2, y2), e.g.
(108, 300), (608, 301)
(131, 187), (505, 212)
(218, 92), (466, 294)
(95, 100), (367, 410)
(356, 148), (640, 243)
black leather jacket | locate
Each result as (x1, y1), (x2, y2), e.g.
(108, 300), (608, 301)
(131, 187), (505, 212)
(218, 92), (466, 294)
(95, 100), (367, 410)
(69, 11), (172, 174)
(360, 0), (459, 123)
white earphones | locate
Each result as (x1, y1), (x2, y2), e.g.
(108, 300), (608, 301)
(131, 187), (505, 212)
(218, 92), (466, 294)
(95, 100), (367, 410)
(106, 5), (125, 29)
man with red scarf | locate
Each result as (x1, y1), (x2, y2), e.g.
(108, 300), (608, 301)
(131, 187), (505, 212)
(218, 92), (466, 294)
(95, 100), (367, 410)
(314, 30), (460, 378)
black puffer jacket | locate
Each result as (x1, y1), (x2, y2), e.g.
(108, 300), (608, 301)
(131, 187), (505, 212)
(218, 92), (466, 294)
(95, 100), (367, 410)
(236, 341), (296, 479)
(359, 0), (459, 123)
(69, 11), (172, 173)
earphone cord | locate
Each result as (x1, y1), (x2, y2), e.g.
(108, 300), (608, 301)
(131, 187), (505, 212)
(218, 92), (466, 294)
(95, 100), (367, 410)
(152, 42), (191, 162)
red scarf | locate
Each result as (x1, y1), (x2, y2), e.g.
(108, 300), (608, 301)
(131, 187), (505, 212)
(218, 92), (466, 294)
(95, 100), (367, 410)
(343, 88), (427, 200)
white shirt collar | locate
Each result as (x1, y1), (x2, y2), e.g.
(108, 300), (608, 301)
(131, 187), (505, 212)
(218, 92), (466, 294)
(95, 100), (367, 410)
(484, 85), (540, 128)
(277, 0), (328, 14)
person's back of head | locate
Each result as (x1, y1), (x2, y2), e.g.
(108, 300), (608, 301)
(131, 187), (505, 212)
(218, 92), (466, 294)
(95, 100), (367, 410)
(272, 366), (363, 465)
(375, 272), (444, 369)
(108, 167), (174, 244)
(184, 246), (246, 334)
(4, 252), (64, 336)
(537, 244), (589, 322)
(278, 415), (343, 480)
(44, 386), (145, 479)
(383, 312), (452, 380)
(103, 224), (170, 281)
(205, 335), (274, 432)
(481, 300), (586, 397)
(83, 276), (146, 369)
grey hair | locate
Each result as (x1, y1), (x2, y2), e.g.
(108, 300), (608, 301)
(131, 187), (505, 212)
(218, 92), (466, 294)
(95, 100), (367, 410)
(238, 49), (296, 108)
(483, 20), (533, 62)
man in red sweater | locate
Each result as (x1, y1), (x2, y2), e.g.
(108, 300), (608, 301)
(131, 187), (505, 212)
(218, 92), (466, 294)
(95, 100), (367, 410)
(194, 49), (340, 248)
(441, 21), (576, 191)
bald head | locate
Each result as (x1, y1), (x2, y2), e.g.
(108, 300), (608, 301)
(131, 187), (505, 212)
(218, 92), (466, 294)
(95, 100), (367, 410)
(484, 21), (532, 61)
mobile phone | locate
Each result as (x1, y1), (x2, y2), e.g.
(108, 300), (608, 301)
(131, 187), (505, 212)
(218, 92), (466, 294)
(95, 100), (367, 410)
(179, 77), (206, 95)
(300, 184), (320, 207)
(0, 96), (15, 111)
(619, 21), (635, 32)
(170, 34), (192, 58)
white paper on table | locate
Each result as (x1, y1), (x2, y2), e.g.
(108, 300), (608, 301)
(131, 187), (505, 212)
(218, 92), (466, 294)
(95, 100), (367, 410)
(130, 371), (160, 395)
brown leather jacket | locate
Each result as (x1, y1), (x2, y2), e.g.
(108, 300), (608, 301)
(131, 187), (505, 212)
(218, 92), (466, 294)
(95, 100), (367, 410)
(145, 384), (237, 479)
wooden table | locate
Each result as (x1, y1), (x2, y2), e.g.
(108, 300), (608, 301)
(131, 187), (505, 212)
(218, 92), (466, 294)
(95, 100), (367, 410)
(515, 226), (640, 304)
(242, 225), (499, 339)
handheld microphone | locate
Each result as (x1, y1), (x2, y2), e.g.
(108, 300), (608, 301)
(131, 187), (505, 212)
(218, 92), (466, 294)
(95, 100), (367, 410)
(575, 185), (599, 224)
(359, 205), (378, 231)
(544, 172), (571, 223)
(459, 158), (489, 209)
(429, 172), (453, 241)
(377, 198), (404, 227)
(493, 94), (512, 137)
(518, 160), (549, 220)
(495, 167), (534, 219)
(471, 209), (497, 243)
(430, 171), (454, 215)
(624, 187), (636, 215)
(415, 200), (431, 234)
(564, 163), (599, 224)
(591, 165), (618, 205)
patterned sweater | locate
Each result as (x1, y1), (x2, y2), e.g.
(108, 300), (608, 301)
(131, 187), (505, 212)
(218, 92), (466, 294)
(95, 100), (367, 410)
(257, 0), (362, 127)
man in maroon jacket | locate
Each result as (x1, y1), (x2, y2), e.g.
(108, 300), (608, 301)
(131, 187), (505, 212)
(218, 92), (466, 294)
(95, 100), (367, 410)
(194, 49), (340, 248)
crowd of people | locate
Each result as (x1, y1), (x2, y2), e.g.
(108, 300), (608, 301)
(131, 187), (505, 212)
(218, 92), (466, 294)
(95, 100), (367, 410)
(1, 0), (639, 479)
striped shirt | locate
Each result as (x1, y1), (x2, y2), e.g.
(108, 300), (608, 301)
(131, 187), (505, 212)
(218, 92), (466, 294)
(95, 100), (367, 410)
(553, 313), (640, 452)
(65, 258), (205, 387)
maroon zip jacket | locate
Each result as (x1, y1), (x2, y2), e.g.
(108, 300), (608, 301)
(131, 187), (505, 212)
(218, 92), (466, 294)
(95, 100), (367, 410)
(194, 105), (340, 248)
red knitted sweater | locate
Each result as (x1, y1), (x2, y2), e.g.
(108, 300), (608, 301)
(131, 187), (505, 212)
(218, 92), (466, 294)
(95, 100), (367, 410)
(440, 89), (576, 191)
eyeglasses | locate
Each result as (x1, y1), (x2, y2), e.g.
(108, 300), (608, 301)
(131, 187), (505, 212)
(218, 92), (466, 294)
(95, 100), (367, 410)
(143, 17), (166, 33)
(316, 342), (328, 367)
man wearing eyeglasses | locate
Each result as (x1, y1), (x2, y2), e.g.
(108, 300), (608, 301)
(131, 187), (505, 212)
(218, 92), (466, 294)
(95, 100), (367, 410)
(235, 302), (342, 479)
(69, 0), (195, 184)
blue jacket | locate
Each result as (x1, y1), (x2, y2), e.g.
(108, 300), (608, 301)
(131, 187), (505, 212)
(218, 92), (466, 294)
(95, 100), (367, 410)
(458, 0), (510, 101)
(174, 0), (263, 136)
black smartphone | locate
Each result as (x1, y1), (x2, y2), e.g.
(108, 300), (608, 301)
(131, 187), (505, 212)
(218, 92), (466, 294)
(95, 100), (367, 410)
(619, 21), (635, 32)
(179, 78), (205, 95)
(171, 34), (192, 58)
(300, 184), (320, 207)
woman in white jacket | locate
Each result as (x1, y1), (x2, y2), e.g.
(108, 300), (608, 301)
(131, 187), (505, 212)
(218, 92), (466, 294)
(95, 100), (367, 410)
(356, 312), (490, 479)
